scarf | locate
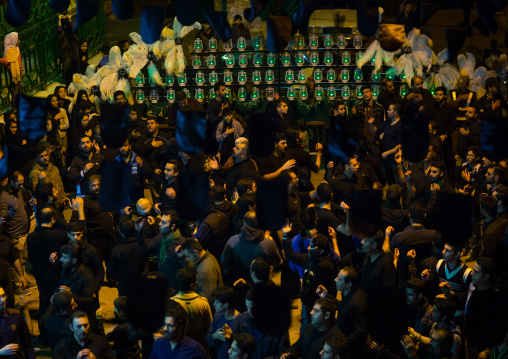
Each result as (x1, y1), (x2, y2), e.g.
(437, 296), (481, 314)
(3, 32), (21, 83)
(159, 229), (181, 270)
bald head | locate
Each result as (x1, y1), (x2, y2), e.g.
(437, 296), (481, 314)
(136, 198), (151, 216)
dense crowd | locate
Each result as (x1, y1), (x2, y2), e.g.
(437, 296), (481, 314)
(1, 27), (508, 359)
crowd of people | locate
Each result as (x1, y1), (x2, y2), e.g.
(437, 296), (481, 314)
(1, 23), (508, 359)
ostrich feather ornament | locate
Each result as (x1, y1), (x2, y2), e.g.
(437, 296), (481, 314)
(161, 17), (201, 76)
(394, 29), (435, 85)
(124, 32), (165, 86)
(357, 39), (395, 72)
(424, 49), (460, 91)
(457, 53), (488, 94)
(68, 65), (109, 110)
(99, 46), (134, 105)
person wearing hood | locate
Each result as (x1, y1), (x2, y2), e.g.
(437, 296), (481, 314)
(231, 15), (251, 45)
(1, 32), (23, 108)
(221, 210), (281, 286)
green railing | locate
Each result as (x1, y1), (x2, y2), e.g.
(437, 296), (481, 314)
(0, 0), (105, 113)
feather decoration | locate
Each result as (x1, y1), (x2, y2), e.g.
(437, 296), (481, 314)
(357, 40), (394, 72)
(99, 46), (132, 103)
(124, 32), (165, 86)
(161, 17), (201, 75)
(457, 52), (488, 93)
(424, 48), (460, 90)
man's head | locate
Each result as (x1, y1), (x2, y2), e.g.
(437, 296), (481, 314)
(316, 182), (333, 204)
(486, 77), (500, 95)
(212, 285), (236, 314)
(35, 142), (50, 166)
(39, 206), (56, 227)
(466, 146), (481, 166)
(435, 86), (447, 103)
(60, 243), (82, 269)
(335, 267), (358, 293)
(441, 242), (462, 263)
(480, 194), (497, 220)
(51, 291), (77, 315)
(159, 210), (179, 236)
(114, 90), (127, 105)
(431, 297), (456, 324)
(37, 182), (58, 204)
(79, 136), (92, 155)
(485, 165), (504, 185)
(361, 85), (373, 102)
(163, 306), (188, 341)
(344, 157), (360, 178)
(311, 298), (336, 328)
(250, 257), (270, 283)
(164, 160), (180, 182)
(430, 328), (454, 357)
(332, 100), (346, 117)
(181, 239), (204, 263)
(405, 278), (425, 307)
(229, 333), (256, 359)
(234, 14), (243, 26)
(119, 139), (131, 157)
(223, 107), (234, 122)
(408, 202), (426, 224)
(118, 40), (131, 52)
(175, 91), (188, 108)
(67, 221), (85, 245)
(9, 171), (24, 192)
(429, 161), (446, 183)
(280, 170), (298, 194)
(88, 175), (101, 195)
(320, 336), (347, 359)
(128, 108), (138, 122)
(361, 230), (384, 255)
(70, 311), (90, 343)
(214, 82), (226, 99)
(136, 198), (151, 216)
(465, 106), (477, 121)
(113, 296), (128, 320)
(118, 217), (135, 238)
(274, 132), (287, 154)
(176, 266), (198, 292)
(493, 184), (508, 210)
(233, 137), (249, 163)
(383, 79), (395, 94)
(275, 99), (288, 115)
(411, 76), (423, 92)
(146, 117), (159, 134)
(236, 178), (255, 196)
(386, 184), (403, 207)
(0, 286), (7, 310)
(387, 103), (401, 119)
(472, 256), (495, 288)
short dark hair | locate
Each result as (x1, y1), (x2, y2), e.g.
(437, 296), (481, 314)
(51, 291), (73, 312)
(490, 165), (505, 184)
(389, 102), (401, 115)
(211, 286), (236, 307)
(360, 85), (372, 92)
(36, 141), (50, 155)
(176, 266), (198, 291)
(302, 207), (317, 230)
(406, 278), (425, 295)
(236, 178), (255, 196)
(175, 90), (187, 101)
(274, 99), (287, 110)
(70, 311), (88, 324)
(37, 182), (55, 203)
(118, 217), (136, 237)
(315, 234), (331, 253)
(61, 243), (82, 265)
(315, 298), (336, 322)
(114, 90), (126, 100)
(495, 184), (508, 206)
(341, 266), (358, 290)
(486, 77), (499, 90)
(430, 161), (446, 174)
(332, 100), (345, 110)
(214, 81), (226, 93)
(118, 40), (130, 49)
(275, 132), (286, 144)
(114, 296), (128, 313)
(480, 194), (498, 218)
(161, 210), (179, 230)
(409, 202), (425, 224)
(316, 182), (333, 203)
(39, 205), (56, 224)
(146, 116), (159, 124)
(236, 193), (256, 217)
(325, 336), (347, 357)
(476, 256), (496, 283)
(9, 171), (22, 183)
(382, 78), (394, 88)
(370, 230), (384, 250)
(181, 238), (203, 252)
(212, 185), (226, 202)
(68, 221), (85, 233)
(433, 297), (456, 322)
(435, 86), (447, 95)
(165, 305), (188, 327)
(296, 167), (311, 182)
(285, 127), (301, 148)
(386, 184), (402, 205)
(222, 107), (233, 117)
(89, 174), (101, 184)
(233, 333), (256, 357)
(250, 257), (270, 282)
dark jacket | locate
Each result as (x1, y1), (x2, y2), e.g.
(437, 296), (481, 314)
(0, 309), (36, 359)
(53, 332), (115, 359)
(66, 152), (103, 195)
(59, 264), (95, 314)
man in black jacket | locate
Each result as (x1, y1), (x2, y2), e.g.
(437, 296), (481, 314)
(207, 82), (230, 128)
(433, 87), (456, 182)
(107, 217), (148, 296)
(66, 135), (103, 196)
(26, 206), (69, 337)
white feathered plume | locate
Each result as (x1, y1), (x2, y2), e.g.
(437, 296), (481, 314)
(99, 46), (134, 105)
(356, 39), (395, 72)
(424, 49), (460, 91)
(123, 32), (165, 86)
(68, 65), (109, 111)
(394, 29), (435, 85)
(161, 17), (201, 76)
(457, 52), (488, 94)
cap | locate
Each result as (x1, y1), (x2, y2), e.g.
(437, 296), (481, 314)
(98, 160), (132, 212)
(18, 94), (48, 141)
(99, 103), (130, 148)
(266, 15), (292, 53)
(445, 27), (467, 63)
(256, 177), (288, 231)
(247, 112), (278, 158)
(176, 170), (210, 221)
(234, 14), (242, 21)
(401, 110), (429, 163)
(203, 11), (233, 42)
(139, 5), (166, 44)
(379, 24), (406, 52)
(243, 0), (269, 23)
(348, 189), (382, 239)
